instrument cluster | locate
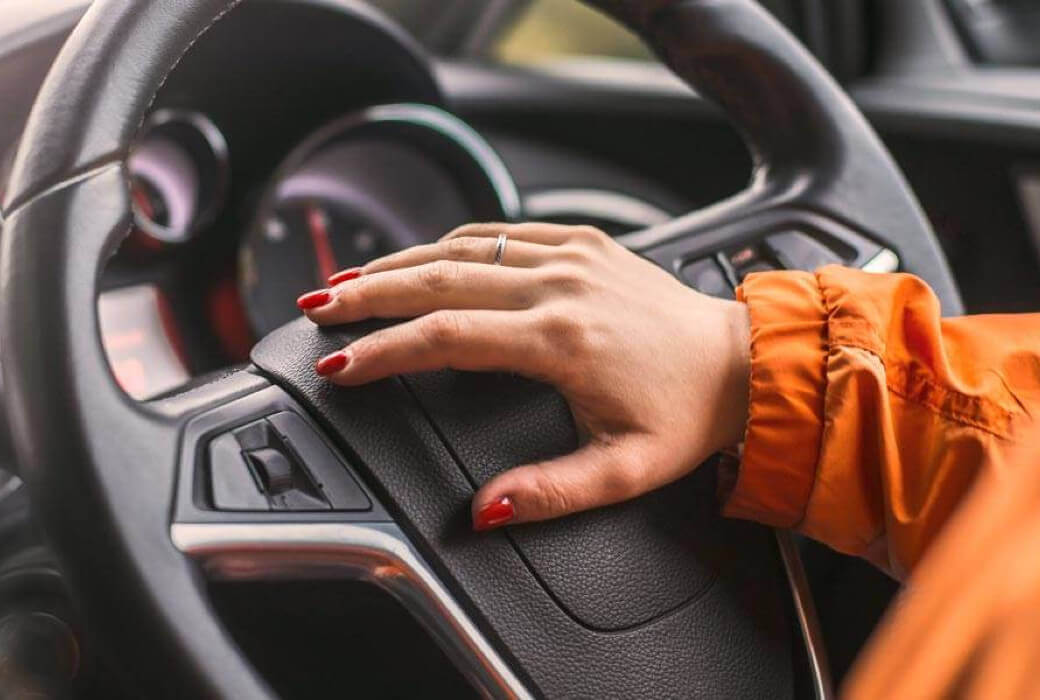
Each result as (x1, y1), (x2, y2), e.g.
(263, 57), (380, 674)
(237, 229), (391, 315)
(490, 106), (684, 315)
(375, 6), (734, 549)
(100, 109), (233, 399)
(100, 103), (522, 399)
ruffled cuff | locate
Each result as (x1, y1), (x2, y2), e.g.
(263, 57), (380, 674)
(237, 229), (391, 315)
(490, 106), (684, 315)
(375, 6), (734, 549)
(722, 270), (829, 528)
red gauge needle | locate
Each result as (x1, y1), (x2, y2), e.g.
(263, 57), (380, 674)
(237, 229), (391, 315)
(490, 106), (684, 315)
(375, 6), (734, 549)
(129, 179), (163, 251)
(306, 204), (339, 284)
(131, 181), (156, 221)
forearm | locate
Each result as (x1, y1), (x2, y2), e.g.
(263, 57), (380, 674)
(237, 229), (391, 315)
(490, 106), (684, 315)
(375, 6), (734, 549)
(723, 267), (1040, 577)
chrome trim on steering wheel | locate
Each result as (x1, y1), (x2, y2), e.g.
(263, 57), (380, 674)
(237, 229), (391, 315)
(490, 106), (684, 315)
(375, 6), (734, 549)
(171, 521), (532, 700)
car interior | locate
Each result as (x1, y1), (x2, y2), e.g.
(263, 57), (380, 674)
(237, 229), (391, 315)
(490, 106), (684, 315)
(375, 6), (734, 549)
(0, 0), (1038, 697)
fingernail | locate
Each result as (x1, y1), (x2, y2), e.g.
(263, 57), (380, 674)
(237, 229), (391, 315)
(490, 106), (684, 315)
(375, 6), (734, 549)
(315, 351), (350, 376)
(474, 496), (515, 531)
(297, 288), (333, 310)
(328, 267), (363, 286)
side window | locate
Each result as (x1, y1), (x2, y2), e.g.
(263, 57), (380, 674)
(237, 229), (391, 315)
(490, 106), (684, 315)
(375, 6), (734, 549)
(493, 0), (653, 64)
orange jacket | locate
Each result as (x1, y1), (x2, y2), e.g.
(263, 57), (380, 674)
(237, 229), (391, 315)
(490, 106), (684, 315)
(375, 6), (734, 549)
(728, 267), (1040, 698)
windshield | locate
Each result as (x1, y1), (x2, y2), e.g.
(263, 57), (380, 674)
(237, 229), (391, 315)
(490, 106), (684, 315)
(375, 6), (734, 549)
(365, 0), (818, 68)
(493, 0), (651, 64)
(365, 0), (651, 63)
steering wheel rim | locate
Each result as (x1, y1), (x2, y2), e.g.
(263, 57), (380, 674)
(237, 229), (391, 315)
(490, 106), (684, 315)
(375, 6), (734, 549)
(0, 0), (959, 697)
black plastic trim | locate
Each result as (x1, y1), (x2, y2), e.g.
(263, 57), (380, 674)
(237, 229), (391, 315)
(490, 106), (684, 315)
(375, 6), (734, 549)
(642, 206), (883, 280)
(174, 385), (389, 525)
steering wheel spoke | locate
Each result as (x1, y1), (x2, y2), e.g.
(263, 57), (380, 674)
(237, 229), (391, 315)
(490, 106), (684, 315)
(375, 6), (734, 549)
(171, 519), (530, 698)
(622, 189), (901, 299)
(593, 0), (961, 312)
(154, 367), (532, 696)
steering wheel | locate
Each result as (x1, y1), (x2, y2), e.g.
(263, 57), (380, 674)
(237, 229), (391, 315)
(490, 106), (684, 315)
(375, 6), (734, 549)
(0, 0), (960, 697)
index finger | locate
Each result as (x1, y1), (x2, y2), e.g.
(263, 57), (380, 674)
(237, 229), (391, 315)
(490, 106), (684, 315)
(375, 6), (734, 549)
(315, 309), (548, 386)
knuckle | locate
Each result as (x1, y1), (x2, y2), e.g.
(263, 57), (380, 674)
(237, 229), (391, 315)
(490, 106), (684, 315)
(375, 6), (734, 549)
(535, 306), (572, 341)
(511, 222), (547, 237)
(528, 466), (574, 516)
(442, 222), (497, 241)
(536, 306), (587, 358)
(539, 264), (592, 296)
(558, 242), (591, 264)
(419, 259), (460, 293)
(575, 225), (609, 246)
(536, 305), (610, 369)
(445, 236), (479, 259)
(348, 275), (375, 313)
(346, 330), (395, 368)
(441, 223), (475, 241)
(420, 311), (465, 347)
(346, 337), (375, 364)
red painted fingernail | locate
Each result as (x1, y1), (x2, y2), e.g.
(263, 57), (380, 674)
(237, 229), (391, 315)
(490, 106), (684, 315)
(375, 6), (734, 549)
(297, 288), (332, 310)
(474, 497), (515, 531)
(315, 351), (349, 376)
(328, 267), (363, 286)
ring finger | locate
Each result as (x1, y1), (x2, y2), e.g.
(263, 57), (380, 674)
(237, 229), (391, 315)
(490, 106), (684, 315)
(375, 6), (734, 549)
(359, 235), (551, 279)
(439, 222), (598, 246)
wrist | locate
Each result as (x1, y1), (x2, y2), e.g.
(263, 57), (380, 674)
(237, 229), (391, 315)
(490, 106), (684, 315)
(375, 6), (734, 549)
(723, 299), (752, 447)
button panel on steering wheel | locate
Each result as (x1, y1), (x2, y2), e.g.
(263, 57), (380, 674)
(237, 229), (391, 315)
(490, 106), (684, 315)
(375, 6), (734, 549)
(650, 219), (900, 298)
(174, 386), (388, 525)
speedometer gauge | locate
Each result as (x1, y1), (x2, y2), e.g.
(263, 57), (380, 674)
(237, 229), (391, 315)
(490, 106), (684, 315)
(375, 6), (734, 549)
(241, 198), (401, 335)
(240, 104), (521, 336)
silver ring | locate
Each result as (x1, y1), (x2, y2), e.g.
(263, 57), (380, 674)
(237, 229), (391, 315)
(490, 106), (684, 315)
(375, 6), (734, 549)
(493, 233), (507, 266)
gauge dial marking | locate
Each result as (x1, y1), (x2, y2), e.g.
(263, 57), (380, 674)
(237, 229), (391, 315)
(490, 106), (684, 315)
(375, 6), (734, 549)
(306, 204), (340, 284)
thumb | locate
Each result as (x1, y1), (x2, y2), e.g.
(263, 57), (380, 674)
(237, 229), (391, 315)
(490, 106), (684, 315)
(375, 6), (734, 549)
(471, 436), (659, 531)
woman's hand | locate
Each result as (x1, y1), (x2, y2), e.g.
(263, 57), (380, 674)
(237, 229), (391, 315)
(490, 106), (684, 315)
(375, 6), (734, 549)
(298, 223), (751, 531)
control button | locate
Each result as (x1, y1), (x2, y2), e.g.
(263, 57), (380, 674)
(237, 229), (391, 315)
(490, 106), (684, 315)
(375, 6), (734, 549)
(208, 431), (269, 510)
(727, 245), (758, 269)
(244, 446), (329, 511)
(722, 243), (781, 283)
(207, 417), (331, 511)
(232, 419), (271, 451)
(765, 231), (842, 272)
(861, 248), (900, 273)
(248, 448), (294, 493)
(267, 412), (372, 511)
(679, 258), (732, 298)
(205, 412), (372, 512)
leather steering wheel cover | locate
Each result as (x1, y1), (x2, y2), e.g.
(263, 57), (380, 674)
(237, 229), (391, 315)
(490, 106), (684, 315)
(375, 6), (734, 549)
(1, 167), (277, 698)
(0, 0), (440, 214)
(584, 0), (961, 312)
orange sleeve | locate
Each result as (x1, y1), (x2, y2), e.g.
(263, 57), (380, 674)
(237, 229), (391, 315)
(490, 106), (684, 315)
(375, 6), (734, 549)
(724, 266), (1040, 577)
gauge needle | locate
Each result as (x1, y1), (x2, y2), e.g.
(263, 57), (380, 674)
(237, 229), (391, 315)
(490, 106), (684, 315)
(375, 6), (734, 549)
(306, 204), (339, 284)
